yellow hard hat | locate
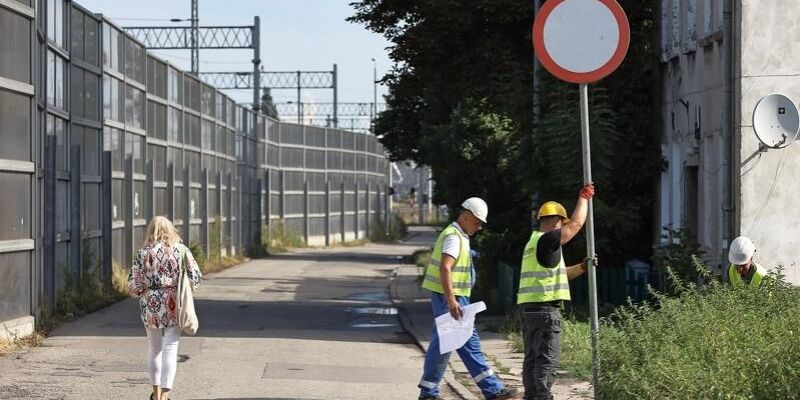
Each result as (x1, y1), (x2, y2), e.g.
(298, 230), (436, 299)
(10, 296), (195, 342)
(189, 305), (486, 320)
(538, 201), (570, 224)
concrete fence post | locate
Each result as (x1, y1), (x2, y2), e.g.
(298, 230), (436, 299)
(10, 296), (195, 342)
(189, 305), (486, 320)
(182, 166), (191, 245)
(70, 145), (82, 285)
(325, 180), (331, 246)
(236, 176), (243, 253)
(125, 156), (134, 267)
(303, 180), (310, 245)
(201, 168), (209, 257)
(216, 171), (223, 255)
(340, 181), (346, 243)
(384, 184), (390, 236)
(279, 169), (286, 221)
(265, 169), (271, 244)
(146, 159), (155, 222)
(167, 162), (175, 220)
(254, 174), (262, 250)
(241, 170), (249, 252)
(43, 135), (56, 312)
(227, 172), (234, 255)
(354, 182), (360, 239)
(365, 182), (371, 239)
(101, 150), (112, 286)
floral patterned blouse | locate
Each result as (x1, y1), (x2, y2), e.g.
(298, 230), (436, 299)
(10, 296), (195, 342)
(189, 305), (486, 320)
(127, 241), (202, 330)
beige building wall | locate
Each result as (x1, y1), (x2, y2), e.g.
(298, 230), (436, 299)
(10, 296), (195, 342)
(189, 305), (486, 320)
(735, 1), (800, 284)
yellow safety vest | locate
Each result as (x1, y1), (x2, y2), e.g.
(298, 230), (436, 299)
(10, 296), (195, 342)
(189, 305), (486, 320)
(728, 262), (767, 289)
(517, 231), (571, 304)
(421, 225), (473, 297)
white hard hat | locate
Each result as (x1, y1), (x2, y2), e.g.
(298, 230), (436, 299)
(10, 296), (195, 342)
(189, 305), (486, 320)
(461, 197), (488, 223)
(728, 236), (756, 265)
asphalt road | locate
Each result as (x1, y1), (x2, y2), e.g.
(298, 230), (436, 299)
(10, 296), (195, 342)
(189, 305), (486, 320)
(0, 232), (444, 400)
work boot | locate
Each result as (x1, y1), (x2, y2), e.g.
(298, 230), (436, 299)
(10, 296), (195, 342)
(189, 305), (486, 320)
(488, 387), (520, 400)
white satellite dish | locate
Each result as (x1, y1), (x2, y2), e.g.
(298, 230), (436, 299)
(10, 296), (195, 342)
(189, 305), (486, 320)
(752, 93), (800, 149)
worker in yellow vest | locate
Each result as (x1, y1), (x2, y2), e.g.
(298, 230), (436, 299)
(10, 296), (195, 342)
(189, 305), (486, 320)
(517, 184), (594, 400)
(727, 236), (769, 288)
(418, 197), (518, 400)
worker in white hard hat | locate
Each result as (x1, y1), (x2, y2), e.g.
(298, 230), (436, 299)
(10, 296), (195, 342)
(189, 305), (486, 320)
(418, 197), (518, 400)
(727, 236), (769, 289)
(517, 183), (595, 400)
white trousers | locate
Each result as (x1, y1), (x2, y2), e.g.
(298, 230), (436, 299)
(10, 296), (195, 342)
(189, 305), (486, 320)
(146, 327), (181, 389)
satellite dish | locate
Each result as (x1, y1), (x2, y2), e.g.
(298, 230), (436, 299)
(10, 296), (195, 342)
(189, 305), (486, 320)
(752, 93), (799, 149)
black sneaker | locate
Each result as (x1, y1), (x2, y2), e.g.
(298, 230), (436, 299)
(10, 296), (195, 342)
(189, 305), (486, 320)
(488, 387), (520, 400)
(418, 396), (441, 400)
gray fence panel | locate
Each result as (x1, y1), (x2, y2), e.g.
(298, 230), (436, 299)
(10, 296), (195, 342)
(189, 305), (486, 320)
(5, 1), (390, 329)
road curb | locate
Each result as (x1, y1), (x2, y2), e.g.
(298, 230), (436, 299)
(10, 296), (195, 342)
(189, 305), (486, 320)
(389, 266), (478, 400)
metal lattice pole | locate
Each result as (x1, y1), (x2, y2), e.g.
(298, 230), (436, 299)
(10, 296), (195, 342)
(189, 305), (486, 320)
(252, 16), (261, 112)
(191, 0), (199, 75)
(333, 63), (338, 128)
(297, 71), (302, 123)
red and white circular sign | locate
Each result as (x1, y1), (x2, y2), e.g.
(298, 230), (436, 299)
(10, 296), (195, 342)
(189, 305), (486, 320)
(533, 0), (630, 84)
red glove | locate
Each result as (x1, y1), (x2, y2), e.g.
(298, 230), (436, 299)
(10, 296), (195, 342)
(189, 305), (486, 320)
(579, 183), (595, 200)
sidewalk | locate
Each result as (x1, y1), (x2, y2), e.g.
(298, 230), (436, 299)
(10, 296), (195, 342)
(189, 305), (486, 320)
(391, 227), (593, 400)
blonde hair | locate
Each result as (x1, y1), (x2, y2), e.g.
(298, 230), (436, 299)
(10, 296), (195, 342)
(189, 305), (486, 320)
(145, 216), (182, 247)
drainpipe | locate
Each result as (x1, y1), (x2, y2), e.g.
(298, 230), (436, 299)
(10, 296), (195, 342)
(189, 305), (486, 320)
(721, 0), (734, 269)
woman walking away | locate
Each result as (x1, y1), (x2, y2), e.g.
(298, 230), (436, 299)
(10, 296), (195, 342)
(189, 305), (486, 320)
(128, 216), (202, 400)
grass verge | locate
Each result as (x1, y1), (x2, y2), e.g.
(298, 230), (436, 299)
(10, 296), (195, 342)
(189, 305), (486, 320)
(412, 248), (432, 286)
(599, 267), (800, 399)
(505, 312), (592, 381)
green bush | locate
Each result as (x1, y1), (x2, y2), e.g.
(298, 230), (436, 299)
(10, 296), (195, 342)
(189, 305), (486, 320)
(653, 226), (705, 287)
(369, 213), (408, 242)
(188, 241), (206, 269)
(56, 243), (128, 318)
(599, 270), (800, 399)
(194, 217), (245, 274)
(261, 220), (305, 254)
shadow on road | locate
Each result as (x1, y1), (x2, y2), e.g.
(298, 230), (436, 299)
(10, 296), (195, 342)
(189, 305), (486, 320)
(48, 268), (421, 345)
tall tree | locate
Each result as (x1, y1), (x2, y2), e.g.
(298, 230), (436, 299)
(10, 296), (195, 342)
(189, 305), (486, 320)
(350, 0), (661, 305)
(260, 88), (280, 120)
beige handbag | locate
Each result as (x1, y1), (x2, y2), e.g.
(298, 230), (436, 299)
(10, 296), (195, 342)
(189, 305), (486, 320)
(176, 244), (199, 335)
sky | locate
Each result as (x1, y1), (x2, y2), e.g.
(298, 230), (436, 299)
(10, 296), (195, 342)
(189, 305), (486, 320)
(77, 0), (391, 126)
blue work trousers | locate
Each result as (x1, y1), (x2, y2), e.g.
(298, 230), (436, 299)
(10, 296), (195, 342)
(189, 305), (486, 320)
(418, 293), (504, 399)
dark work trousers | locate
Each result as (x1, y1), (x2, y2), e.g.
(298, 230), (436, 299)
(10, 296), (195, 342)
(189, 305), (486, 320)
(521, 305), (561, 400)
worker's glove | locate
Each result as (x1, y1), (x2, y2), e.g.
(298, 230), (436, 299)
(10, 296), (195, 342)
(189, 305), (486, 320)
(582, 255), (598, 271)
(579, 183), (595, 200)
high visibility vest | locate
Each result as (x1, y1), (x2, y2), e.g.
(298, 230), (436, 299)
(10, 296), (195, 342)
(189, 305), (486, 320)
(728, 262), (767, 289)
(517, 231), (571, 304)
(421, 225), (473, 297)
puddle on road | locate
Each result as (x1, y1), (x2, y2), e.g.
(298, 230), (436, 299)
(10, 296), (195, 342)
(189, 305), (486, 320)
(345, 292), (389, 302)
(350, 306), (398, 315)
(343, 291), (401, 329)
(350, 322), (399, 328)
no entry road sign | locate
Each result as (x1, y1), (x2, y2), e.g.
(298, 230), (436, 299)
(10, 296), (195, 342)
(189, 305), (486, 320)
(533, 0), (630, 84)
(531, 1), (630, 397)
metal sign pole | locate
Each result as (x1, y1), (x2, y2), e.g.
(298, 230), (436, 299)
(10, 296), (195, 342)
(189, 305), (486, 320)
(579, 83), (600, 398)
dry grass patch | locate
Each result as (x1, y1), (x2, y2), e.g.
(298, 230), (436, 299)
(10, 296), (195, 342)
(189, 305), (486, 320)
(0, 332), (45, 357)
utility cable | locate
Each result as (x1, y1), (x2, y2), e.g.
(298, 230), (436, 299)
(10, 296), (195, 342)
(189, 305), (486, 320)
(747, 149), (790, 235)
